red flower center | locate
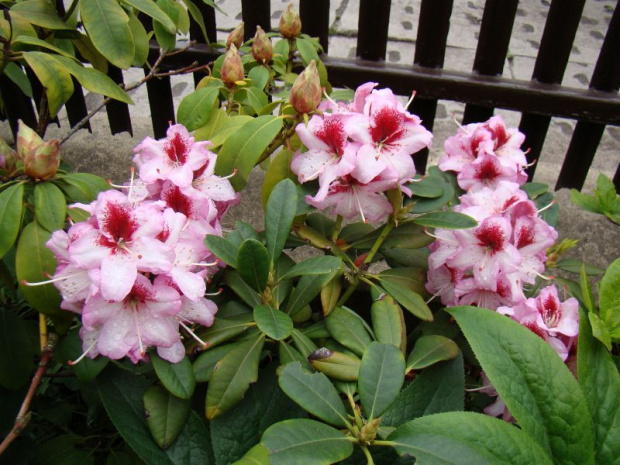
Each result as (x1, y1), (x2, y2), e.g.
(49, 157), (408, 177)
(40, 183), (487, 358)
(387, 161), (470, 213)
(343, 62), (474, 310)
(165, 132), (189, 164)
(370, 107), (405, 146)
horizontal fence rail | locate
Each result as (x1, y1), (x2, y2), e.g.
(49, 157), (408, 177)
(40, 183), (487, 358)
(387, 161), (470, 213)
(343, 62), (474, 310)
(1, 0), (619, 193)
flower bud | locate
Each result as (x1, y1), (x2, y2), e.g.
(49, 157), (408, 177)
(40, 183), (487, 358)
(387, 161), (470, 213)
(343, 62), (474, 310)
(279, 4), (302, 39)
(0, 138), (17, 174)
(24, 139), (60, 180)
(290, 60), (322, 114)
(227, 22), (244, 50)
(252, 26), (273, 63)
(220, 44), (244, 87)
(16, 120), (43, 162)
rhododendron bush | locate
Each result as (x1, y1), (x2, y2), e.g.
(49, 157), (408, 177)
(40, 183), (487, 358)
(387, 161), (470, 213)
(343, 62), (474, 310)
(1, 8), (620, 465)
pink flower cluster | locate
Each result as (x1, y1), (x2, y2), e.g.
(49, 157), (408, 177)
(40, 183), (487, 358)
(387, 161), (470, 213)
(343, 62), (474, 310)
(426, 115), (579, 361)
(45, 125), (238, 363)
(291, 83), (432, 222)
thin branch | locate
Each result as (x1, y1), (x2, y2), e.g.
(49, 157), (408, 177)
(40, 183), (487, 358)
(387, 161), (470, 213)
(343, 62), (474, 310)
(0, 333), (58, 456)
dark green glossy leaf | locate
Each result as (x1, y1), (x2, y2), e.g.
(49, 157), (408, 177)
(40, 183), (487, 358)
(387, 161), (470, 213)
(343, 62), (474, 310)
(278, 363), (350, 428)
(308, 348), (360, 382)
(377, 278), (432, 321)
(278, 256), (342, 283)
(4, 62), (33, 98)
(206, 334), (265, 419)
(0, 310), (32, 389)
(449, 306), (595, 465)
(53, 173), (111, 203)
(371, 295), (406, 354)
(279, 342), (313, 371)
(325, 306), (373, 357)
(33, 434), (94, 465)
(224, 269), (262, 307)
(286, 272), (336, 318)
(379, 267), (428, 297)
(554, 258), (605, 276)
(382, 353), (464, 427)
(413, 211), (477, 229)
(290, 329), (318, 358)
(237, 239), (270, 292)
(205, 234), (238, 268)
(389, 412), (553, 465)
(196, 314), (255, 349)
(165, 412), (215, 464)
(151, 353), (196, 400)
(143, 386), (190, 449)
(193, 343), (239, 383)
(261, 419), (353, 465)
(57, 329), (108, 382)
(261, 149), (295, 208)
(0, 183), (24, 259)
(265, 179), (297, 262)
(406, 335), (459, 371)
(578, 310), (620, 465)
(254, 305), (293, 340)
(34, 182), (66, 232)
(359, 342), (405, 419)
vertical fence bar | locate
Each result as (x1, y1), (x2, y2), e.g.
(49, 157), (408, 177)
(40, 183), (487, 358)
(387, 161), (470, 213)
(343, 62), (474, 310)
(105, 66), (133, 136)
(556, 3), (620, 191)
(189, 1), (217, 86)
(357, 0), (391, 60)
(519, 0), (585, 180)
(410, 0), (453, 174)
(613, 164), (620, 193)
(462, 0), (518, 124)
(145, 74), (175, 139)
(65, 77), (91, 132)
(0, 74), (37, 138)
(300, 0), (330, 53)
(241, 0), (271, 41)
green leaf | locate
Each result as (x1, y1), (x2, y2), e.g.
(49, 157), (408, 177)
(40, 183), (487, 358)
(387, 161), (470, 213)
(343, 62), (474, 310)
(261, 149), (295, 207)
(241, 87), (269, 114)
(194, 108), (228, 143)
(378, 267), (427, 297)
(277, 256), (342, 283)
(554, 258), (605, 276)
(359, 342), (405, 420)
(34, 434), (95, 465)
(261, 419), (353, 465)
(296, 37), (320, 66)
(11, 1), (72, 30)
(0, 183), (24, 259)
(389, 412), (554, 465)
(165, 411), (215, 464)
(13, 35), (78, 60)
(254, 305), (293, 341)
(0, 310), (33, 389)
(211, 364), (306, 464)
(382, 353), (464, 427)
(449, 306), (595, 465)
(286, 272), (336, 318)
(279, 341), (313, 371)
(278, 363), (350, 428)
(98, 366), (173, 464)
(204, 115), (254, 149)
(291, 329), (318, 358)
(22, 51), (73, 118)
(248, 66), (270, 90)
(57, 329), (108, 382)
(151, 353), (196, 400)
(325, 306), (373, 357)
(215, 115), (284, 191)
(408, 168), (456, 213)
(52, 55), (133, 104)
(197, 314), (255, 349)
(34, 182), (66, 232)
(231, 444), (270, 465)
(206, 334), (265, 419)
(521, 182), (549, 199)
(127, 11), (150, 67)
(237, 239), (270, 293)
(578, 311), (620, 465)
(408, 175), (445, 198)
(177, 87), (219, 132)
(181, 0), (208, 43)
(406, 335), (459, 371)
(377, 279), (432, 321)
(589, 311), (612, 350)
(308, 348), (360, 381)
(143, 386), (190, 449)
(224, 269), (262, 308)
(53, 173), (111, 203)
(536, 191), (559, 227)
(580, 264), (596, 314)
(80, 0), (134, 69)
(4, 62), (33, 98)
(205, 234), (238, 268)
(412, 211), (477, 229)
(352, 222), (433, 250)
(371, 295), (407, 354)
(600, 258), (620, 339)
(16, 221), (64, 317)
(265, 179), (297, 262)
(193, 343), (239, 383)
(124, 0), (176, 33)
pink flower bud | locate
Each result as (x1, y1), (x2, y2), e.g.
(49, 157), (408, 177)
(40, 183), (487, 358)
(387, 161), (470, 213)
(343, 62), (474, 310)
(252, 26), (273, 63)
(24, 139), (60, 180)
(227, 22), (244, 50)
(279, 4), (302, 39)
(0, 138), (17, 174)
(290, 60), (322, 114)
(220, 44), (245, 87)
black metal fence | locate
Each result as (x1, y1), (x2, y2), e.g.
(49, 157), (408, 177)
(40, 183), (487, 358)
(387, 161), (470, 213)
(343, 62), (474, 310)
(2, 0), (619, 192)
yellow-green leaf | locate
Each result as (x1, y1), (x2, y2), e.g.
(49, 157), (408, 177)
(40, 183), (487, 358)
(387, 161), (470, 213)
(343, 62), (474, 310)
(22, 51), (74, 117)
(34, 182), (67, 232)
(11, 0), (72, 30)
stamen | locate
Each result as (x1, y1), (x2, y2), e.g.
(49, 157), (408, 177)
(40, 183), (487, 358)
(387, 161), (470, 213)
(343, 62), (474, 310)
(127, 167), (136, 203)
(178, 320), (209, 348)
(537, 199), (556, 214)
(465, 385), (493, 393)
(21, 274), (80, 287)
(353, 188), (367, 223)
(405, 90), (417, 109)
(186, 261), (219, 268)
(222, 168), (238, 180)
(205, 287), (224, 296)
(133, 308), (145, 357)
(68, 339), (98, 365)
(322, 87), (339, 108)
